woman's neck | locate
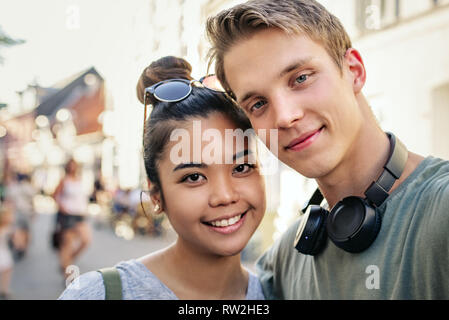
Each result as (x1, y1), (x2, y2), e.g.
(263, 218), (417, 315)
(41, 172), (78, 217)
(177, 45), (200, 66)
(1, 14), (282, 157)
(140, 239), (248, 300)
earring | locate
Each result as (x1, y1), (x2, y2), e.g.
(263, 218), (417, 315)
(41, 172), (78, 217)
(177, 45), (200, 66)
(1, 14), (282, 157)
(154, 203), (160, 212)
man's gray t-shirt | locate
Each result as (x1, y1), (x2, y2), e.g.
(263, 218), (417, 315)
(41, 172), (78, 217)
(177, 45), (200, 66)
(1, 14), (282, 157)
(256, 156), (449, 299)
(58, 259), (265, 300)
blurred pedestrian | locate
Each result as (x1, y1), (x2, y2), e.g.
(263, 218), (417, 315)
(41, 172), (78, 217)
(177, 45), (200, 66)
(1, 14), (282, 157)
(0, 204), (14, 299)
(5, 173), (37, 260)
(53, 159), (91, 279)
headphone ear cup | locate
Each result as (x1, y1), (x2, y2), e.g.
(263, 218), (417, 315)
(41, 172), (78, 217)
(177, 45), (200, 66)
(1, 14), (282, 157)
(310, 214), (329, 255)
(366, 208), (382, 249)
(294, 205), (329, 256)
(327, 197), (382, 253)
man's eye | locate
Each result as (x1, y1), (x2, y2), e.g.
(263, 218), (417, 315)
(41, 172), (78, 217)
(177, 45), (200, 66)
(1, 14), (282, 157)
(295, 74), (308, 84)
(250, 100), (266, 113)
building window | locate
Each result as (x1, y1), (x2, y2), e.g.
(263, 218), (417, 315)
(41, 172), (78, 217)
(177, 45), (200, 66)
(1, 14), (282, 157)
(357, 0), (449, 34)
(356, 0), (399, 33)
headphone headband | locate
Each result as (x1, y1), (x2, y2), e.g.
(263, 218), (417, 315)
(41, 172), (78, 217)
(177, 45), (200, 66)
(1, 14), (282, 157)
(364, 132), (408, 206)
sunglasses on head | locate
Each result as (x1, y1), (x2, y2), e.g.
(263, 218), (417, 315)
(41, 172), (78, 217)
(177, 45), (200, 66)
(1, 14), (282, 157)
(141, 75), (226, 137)
(143, 75), (225, 116)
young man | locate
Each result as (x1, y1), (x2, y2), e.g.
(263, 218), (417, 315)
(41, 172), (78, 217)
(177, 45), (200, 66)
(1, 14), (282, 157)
(206, 0), (449, 299)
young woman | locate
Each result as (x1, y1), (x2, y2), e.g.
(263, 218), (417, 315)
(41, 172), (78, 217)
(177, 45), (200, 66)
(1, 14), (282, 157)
(59, 56), (266, 300)
(53, 158), (92, 280)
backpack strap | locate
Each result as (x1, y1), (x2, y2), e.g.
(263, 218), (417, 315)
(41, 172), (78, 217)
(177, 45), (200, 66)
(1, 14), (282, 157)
(98, 267), (123, 300)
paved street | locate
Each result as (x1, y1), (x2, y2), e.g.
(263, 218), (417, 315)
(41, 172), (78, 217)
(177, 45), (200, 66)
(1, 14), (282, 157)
(9, 212), (177, 300)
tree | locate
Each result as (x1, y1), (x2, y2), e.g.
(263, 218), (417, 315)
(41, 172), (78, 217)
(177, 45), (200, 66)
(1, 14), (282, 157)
(0, 25), (25, 64)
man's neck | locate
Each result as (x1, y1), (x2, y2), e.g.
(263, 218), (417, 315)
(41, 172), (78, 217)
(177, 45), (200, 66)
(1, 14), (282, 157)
(317, 114), (391, 209)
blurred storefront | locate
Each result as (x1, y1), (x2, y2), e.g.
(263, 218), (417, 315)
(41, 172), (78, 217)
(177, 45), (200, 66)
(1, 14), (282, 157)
(0, 67), (113, 197)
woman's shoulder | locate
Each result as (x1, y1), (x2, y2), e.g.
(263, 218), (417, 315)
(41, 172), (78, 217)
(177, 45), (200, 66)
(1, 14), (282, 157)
(57, 260), (143, 300)
(58, 270), (105, 300)
(116, 259), (178, 300)
(246, 269), (266, 300)
(58, 259), (179, 300)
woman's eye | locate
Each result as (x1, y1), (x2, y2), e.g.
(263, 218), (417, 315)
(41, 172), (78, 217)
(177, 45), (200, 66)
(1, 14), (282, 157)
(182, 173), (205, 183)
(233, 164), (255, 175)
(295, 74), (308, 84)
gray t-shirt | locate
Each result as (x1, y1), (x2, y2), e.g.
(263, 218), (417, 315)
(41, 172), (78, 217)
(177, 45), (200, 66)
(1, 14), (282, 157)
(256, 156), (449, 299)
(58, 259), (265, 300)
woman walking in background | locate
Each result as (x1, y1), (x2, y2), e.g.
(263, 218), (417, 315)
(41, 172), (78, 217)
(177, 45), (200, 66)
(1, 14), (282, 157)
(53, 159), (91, 280)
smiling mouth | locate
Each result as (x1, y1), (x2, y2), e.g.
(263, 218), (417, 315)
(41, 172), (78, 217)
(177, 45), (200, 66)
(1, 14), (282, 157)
(203, 210), (248, 228)
(286, 126), (324, 151)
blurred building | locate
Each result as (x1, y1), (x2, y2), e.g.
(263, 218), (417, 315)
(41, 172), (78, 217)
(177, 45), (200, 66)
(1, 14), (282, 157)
(0, 67), (110, 195)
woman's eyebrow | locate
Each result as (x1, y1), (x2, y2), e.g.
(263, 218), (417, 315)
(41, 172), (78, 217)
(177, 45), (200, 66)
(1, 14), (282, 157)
(173, 163), (207, 172)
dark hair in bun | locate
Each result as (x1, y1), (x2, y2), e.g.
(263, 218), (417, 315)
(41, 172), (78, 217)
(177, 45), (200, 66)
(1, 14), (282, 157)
(136, 56), (193, 105)
(136, 56), (252, 205)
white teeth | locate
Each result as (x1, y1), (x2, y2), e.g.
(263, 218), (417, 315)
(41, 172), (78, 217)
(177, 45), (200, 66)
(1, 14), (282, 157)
(210, 214), (242, 227)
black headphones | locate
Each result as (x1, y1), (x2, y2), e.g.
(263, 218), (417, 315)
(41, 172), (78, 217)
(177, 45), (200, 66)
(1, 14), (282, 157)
(294, 132), (408, 255)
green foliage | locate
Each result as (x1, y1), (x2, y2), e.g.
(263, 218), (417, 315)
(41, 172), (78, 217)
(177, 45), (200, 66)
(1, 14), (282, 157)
(0, 25), (25, 64)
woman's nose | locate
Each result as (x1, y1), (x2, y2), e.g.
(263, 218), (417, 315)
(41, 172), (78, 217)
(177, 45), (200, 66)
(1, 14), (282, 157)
(208, 175), (240, 207)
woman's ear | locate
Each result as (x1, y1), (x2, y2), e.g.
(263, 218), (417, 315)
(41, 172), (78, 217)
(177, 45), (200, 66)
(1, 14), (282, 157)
(147, 179), (163, 214)
(344, 48), (366, 94)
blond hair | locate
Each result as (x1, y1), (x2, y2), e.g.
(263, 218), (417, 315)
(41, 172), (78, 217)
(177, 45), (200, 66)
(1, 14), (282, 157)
(206, 0), (352, 96)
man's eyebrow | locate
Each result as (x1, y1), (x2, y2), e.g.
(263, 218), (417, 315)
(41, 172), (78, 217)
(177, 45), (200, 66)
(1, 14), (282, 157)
(237, 57), (313, 104)
(173, 163), (207, 172)
(239, 91), (258, 105)
(279, 57), (313, 78)
(233, 149), (252, 161)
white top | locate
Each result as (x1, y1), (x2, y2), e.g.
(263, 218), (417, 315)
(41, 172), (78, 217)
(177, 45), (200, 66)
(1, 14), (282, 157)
(57, 178), (89, 216)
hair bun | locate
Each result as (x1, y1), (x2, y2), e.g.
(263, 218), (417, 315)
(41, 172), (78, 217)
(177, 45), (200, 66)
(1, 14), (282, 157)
(136, 56), (193, 105)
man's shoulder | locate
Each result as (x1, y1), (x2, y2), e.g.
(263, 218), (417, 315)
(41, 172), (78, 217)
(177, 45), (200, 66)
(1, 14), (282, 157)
(395, 156), (449, 201)
(259, 217), (302, 263)
(413, 156), (449, 200)
(274, 218), (302, 250)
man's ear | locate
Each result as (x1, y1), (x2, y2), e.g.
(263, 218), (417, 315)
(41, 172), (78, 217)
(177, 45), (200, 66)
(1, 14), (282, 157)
(344, 48), (366, 94)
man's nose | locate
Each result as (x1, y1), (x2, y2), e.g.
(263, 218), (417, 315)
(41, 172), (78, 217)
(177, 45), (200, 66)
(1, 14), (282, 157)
(208, 174), (240, 207)
(271, 92), (304, 129)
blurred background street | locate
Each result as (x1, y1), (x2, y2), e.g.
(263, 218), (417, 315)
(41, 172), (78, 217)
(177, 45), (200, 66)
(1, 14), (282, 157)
(9, 209), (177, 300)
